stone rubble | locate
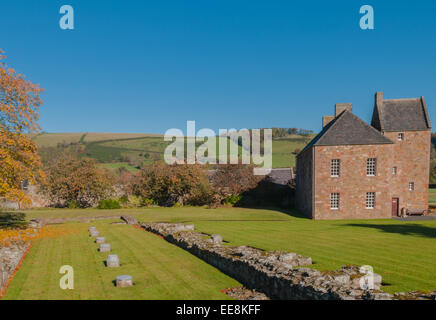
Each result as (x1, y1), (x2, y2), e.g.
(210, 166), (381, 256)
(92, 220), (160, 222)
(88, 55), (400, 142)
(142, 222), (392, 300)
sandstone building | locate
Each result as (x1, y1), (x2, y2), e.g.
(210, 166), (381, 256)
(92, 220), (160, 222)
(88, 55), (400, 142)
(296, 92), (431, 219)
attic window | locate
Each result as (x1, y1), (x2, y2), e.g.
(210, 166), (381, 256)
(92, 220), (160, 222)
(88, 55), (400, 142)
(398, 133), (404, 141)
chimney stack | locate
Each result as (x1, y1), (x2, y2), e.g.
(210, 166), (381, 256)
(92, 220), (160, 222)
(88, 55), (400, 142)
(335, 103), (353, 117)
(375, 92), (383, 108)
(322, 116), (335, 128)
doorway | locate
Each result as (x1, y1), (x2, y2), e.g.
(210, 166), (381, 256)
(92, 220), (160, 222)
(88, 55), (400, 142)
(392, 198), (399, 217)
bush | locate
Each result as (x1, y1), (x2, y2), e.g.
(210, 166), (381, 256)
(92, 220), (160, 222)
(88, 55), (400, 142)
(141, 197), (156, 207)
(211, 164), (262, 201)
(67, 200), (79, 209)
(42, 155), (114, 208)
(222, 194), (242, 206)
(132, 163), (215, 206)
(97, 199), (121, 209)
(127, 195), (143, 208)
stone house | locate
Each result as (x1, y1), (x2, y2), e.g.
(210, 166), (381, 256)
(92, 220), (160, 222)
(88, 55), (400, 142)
(296, 92), (431, 220)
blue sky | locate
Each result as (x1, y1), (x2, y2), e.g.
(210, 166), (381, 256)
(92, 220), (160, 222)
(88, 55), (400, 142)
(1, 0), (435, 134)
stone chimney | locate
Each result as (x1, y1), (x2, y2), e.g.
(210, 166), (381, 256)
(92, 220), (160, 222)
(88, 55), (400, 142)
(375, 92), (383, 109)
(322, 116), (335, 128)
(335, 103), (353, 117)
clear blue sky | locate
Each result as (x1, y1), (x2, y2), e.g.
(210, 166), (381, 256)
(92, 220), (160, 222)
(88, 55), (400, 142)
(1, 0), (435, 134)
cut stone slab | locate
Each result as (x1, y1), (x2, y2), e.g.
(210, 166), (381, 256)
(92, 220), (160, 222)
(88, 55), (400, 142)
(211, 234), (223, 244)
(90, 230), (99, 237)
(95, 237), (105, 244)
(89, 226), (97, 231)
(99, 243), (111, 252)
(106, 254), (120, 267)
(116, 275), (133, 288)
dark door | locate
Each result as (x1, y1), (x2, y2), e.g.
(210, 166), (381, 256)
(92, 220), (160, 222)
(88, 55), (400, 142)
(392, 198), (399, 217)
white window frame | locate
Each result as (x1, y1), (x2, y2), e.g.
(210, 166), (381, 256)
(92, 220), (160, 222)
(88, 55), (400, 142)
(398, 133), (404, 141)
(366, 192), (375, 209)
(392, 167), (397, 175)
(330, 193), (340, 210)
(409, 182), (415, 191)
(366, 158), (377, 176)
(330, 159), (340, 177)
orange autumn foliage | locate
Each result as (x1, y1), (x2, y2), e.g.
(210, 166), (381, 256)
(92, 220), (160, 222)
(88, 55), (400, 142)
(0, 49), (44, 205)
(0, 225), (79, 247)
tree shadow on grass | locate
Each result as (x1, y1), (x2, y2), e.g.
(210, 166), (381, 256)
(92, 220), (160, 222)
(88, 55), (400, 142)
(345, 223), (436, 239)
(0, 212), (28, 229)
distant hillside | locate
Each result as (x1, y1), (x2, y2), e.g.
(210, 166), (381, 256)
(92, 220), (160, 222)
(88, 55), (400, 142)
(32, 132), (314, 171)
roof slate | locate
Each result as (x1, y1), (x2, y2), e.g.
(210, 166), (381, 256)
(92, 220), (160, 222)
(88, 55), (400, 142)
(300, 110), (393, 154)
(373, 98), (431, 132)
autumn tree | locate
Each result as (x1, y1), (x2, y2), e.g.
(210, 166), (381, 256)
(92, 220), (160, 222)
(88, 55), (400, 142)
(42, 155), (114, 208)
(0, 49), (44, 205)
(132, 162), (214, 206)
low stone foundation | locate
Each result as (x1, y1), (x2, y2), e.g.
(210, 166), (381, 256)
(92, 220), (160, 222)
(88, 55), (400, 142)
(0, 241), (30, 294)
(142, 222), (392, 300)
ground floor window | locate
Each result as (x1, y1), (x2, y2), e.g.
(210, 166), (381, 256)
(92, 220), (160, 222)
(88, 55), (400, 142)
(330, 193), (340, 210)
(366, 192), (375, 209)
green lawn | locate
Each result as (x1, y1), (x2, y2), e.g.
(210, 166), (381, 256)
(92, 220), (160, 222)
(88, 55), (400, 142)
(429, 188), (436, 204)
(3, 220), (238, 300)
(8, 206), (436, 297)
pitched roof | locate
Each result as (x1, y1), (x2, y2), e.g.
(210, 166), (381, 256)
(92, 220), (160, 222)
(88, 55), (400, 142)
(300, 110), (393, 154)
(372, 97), (431, 132)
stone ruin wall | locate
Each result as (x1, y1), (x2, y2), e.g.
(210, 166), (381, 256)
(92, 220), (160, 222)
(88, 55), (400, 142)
(142, 222), (393, 300)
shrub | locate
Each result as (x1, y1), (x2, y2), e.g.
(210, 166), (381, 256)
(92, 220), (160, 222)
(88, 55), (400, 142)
(127, 195), (143, 208)
(42, 155), (114, 208)
(211, 164), (262, 200)
(132, 163), (215, 206)
(141, 198), (156, 207)
(222, 194), (242, 206)
(97, 199), (121, 209)
(67, 200), (79, 209)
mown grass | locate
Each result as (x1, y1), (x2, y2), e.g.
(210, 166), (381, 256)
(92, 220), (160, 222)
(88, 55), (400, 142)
(21, 206), (436, 294)
(3, 220), (238, 300)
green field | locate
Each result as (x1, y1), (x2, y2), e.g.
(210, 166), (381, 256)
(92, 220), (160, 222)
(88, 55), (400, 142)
(3, 219), (239, 300)
(32, 132), (313, 169)
(6, 206), (436, 298)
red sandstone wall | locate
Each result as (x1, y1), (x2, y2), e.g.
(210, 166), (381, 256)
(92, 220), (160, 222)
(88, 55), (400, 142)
(313, 144), (394, 220)
(383, 130), (430, 214)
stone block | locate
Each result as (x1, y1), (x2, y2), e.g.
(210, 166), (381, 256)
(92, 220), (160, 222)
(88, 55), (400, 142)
(95, 237), (105, 244)
(90, 230), (99, 237)
(106, 254), (119, 267)
(99, 243), (111, 252)
(116, 275), (133, 288)
(211, 234), (222, 244)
